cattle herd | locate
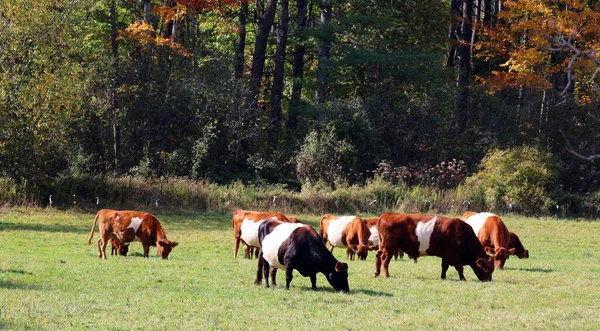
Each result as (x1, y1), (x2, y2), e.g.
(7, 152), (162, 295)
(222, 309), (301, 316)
(87, 208), (530, 293)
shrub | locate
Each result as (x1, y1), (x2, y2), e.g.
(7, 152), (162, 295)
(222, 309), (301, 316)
(465, 146), (558, 215)
(296, 127), (355, 188)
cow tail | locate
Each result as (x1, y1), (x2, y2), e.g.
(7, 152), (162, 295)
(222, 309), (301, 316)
(87, 212), (100, 245)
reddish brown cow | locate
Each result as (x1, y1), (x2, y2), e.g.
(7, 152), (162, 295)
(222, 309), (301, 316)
(319, 214), (376, 260)
(461, 212), (516, 269)
(110, 238), (129, 256)
(347, 217), (404, 260)
(232, 209), (293, 259)
(509, 231), (530, 259)
(374, 212), (495, 281)
(87, 209), (178, 259)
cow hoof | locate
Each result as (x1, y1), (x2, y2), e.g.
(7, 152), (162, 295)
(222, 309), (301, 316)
(373, 273), (379, 278)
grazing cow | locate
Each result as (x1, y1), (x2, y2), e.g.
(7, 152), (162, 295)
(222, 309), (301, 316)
(232, 209), (293, 259)
(255, 219), (349, 292)
(319, 214), (376, 261)
(110, 238), (129, 256)
(87, 209), (178, 259)
(347, 218), (404, 260)
(374, 212), (495, 281)
(461, 211), (516, 269)
(509, 231), (530, 259)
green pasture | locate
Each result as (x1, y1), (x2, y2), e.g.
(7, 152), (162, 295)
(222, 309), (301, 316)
(0, 208), (599, 330)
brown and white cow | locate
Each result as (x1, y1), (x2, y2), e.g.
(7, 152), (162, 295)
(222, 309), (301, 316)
(232, 209), (294, 259)
(255, 219), (349, 292)
(87, 209), (178, 259)
(461, 211), (516, 269)
(347, 217), (404, 260)
(110, 238), (129, 256)
(374, 212), (495, 281)
(319, 214), (376, 260)
(509, 231), (530, 259)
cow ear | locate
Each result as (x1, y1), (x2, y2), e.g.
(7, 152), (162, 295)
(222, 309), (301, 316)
(172, 241), (179, 248)
(335, 262), (348, 272)
(508, 248), (516, 255)
(484, 247), (495, 255)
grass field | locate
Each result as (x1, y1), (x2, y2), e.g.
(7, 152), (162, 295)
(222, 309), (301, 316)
(1, 208), (599, 330)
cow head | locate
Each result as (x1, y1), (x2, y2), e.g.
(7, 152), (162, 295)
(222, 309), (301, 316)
(473, 256), (495, 281)
(516, 248), (529, 259)
(157, 239), (179, 259)
(327, 262), (349, 293)
(485, 247), (515, 269)
(117, 242), (129, 256)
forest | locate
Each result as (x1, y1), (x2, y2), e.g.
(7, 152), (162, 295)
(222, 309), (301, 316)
(1, 0), (600, 216)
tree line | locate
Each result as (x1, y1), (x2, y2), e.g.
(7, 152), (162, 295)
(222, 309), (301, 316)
(1, 0), (600, 211)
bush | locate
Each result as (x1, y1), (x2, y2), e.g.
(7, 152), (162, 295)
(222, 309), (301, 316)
(296, 127), (355, 188)
(465, 146), (559, 215)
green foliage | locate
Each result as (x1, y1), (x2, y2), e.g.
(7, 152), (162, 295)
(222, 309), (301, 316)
(296, 127), (356, 188)
(465, 146), (559, 215)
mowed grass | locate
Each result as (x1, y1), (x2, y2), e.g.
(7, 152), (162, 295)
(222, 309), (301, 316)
(1, 208), (599, 330)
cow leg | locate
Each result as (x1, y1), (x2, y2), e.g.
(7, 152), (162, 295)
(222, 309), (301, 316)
(262, 256), (270, 288)
(142, 243), (150, 259)
(270, 267), (277, 287)
(233, 235), (241, 259)
(244, 244), (252, 259)
(254, 253), (264, 285)
(98, 237), (108, 260)
(441, 261), (449, 279)
(96, 238), (103, 259)
(381, 249), (391, 278)
(374, 249), (382, 277)
(455, 265), (466, 281)
(284, 266), (294, 290)
(309, 274), (317, 290)
(254, 247), (259, 259)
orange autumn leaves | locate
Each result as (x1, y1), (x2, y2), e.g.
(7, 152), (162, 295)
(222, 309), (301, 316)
(121, 0), (239, 57)
(476, 0), (600, 103)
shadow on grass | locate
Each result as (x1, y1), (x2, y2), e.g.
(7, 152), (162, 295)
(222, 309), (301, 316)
(0, 269), (37, 290)
(1, 268), (33, 275)
(294, 286), (393, 296)
(504, 267), (554, 273)
(0, 221), (84, 233)
(0, 280), (39, 290)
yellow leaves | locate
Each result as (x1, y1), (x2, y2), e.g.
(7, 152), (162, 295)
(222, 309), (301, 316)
(122, 21), (191, 57)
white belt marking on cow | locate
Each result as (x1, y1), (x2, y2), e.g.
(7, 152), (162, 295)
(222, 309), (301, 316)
(464, 212), (495, 236)
(327, 216), (355, 248)
(415, 216), (437, 256)
(262, 223), (307, 269)
(368, 227), (379, 247)
(240, 218), (267, 248)
(120, 216), (144, 241)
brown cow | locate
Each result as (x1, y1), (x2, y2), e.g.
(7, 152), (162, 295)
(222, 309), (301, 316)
(110, 238), (129, 256)
(232, 209), (293, 259)
(374, 212), (495, 281)
(319, 214), (376, 260)
(87, 209), (178, 259)
(461, 212), (516, 269)
(346, 217), (404, 260)
(509, 231), (530, 259)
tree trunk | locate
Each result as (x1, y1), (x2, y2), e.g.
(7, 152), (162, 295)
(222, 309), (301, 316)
(315, 0), (332, 105)
(289, 0), (308, 130)
(455, 0), (473, 134)
(110, 0), (120, 170)
(446, 0), (461, 68)
(269, 0), (289, 147)
(143, 0), (152, 23)
(244, 0), (277, 109)
(234, 0), (249, 80)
